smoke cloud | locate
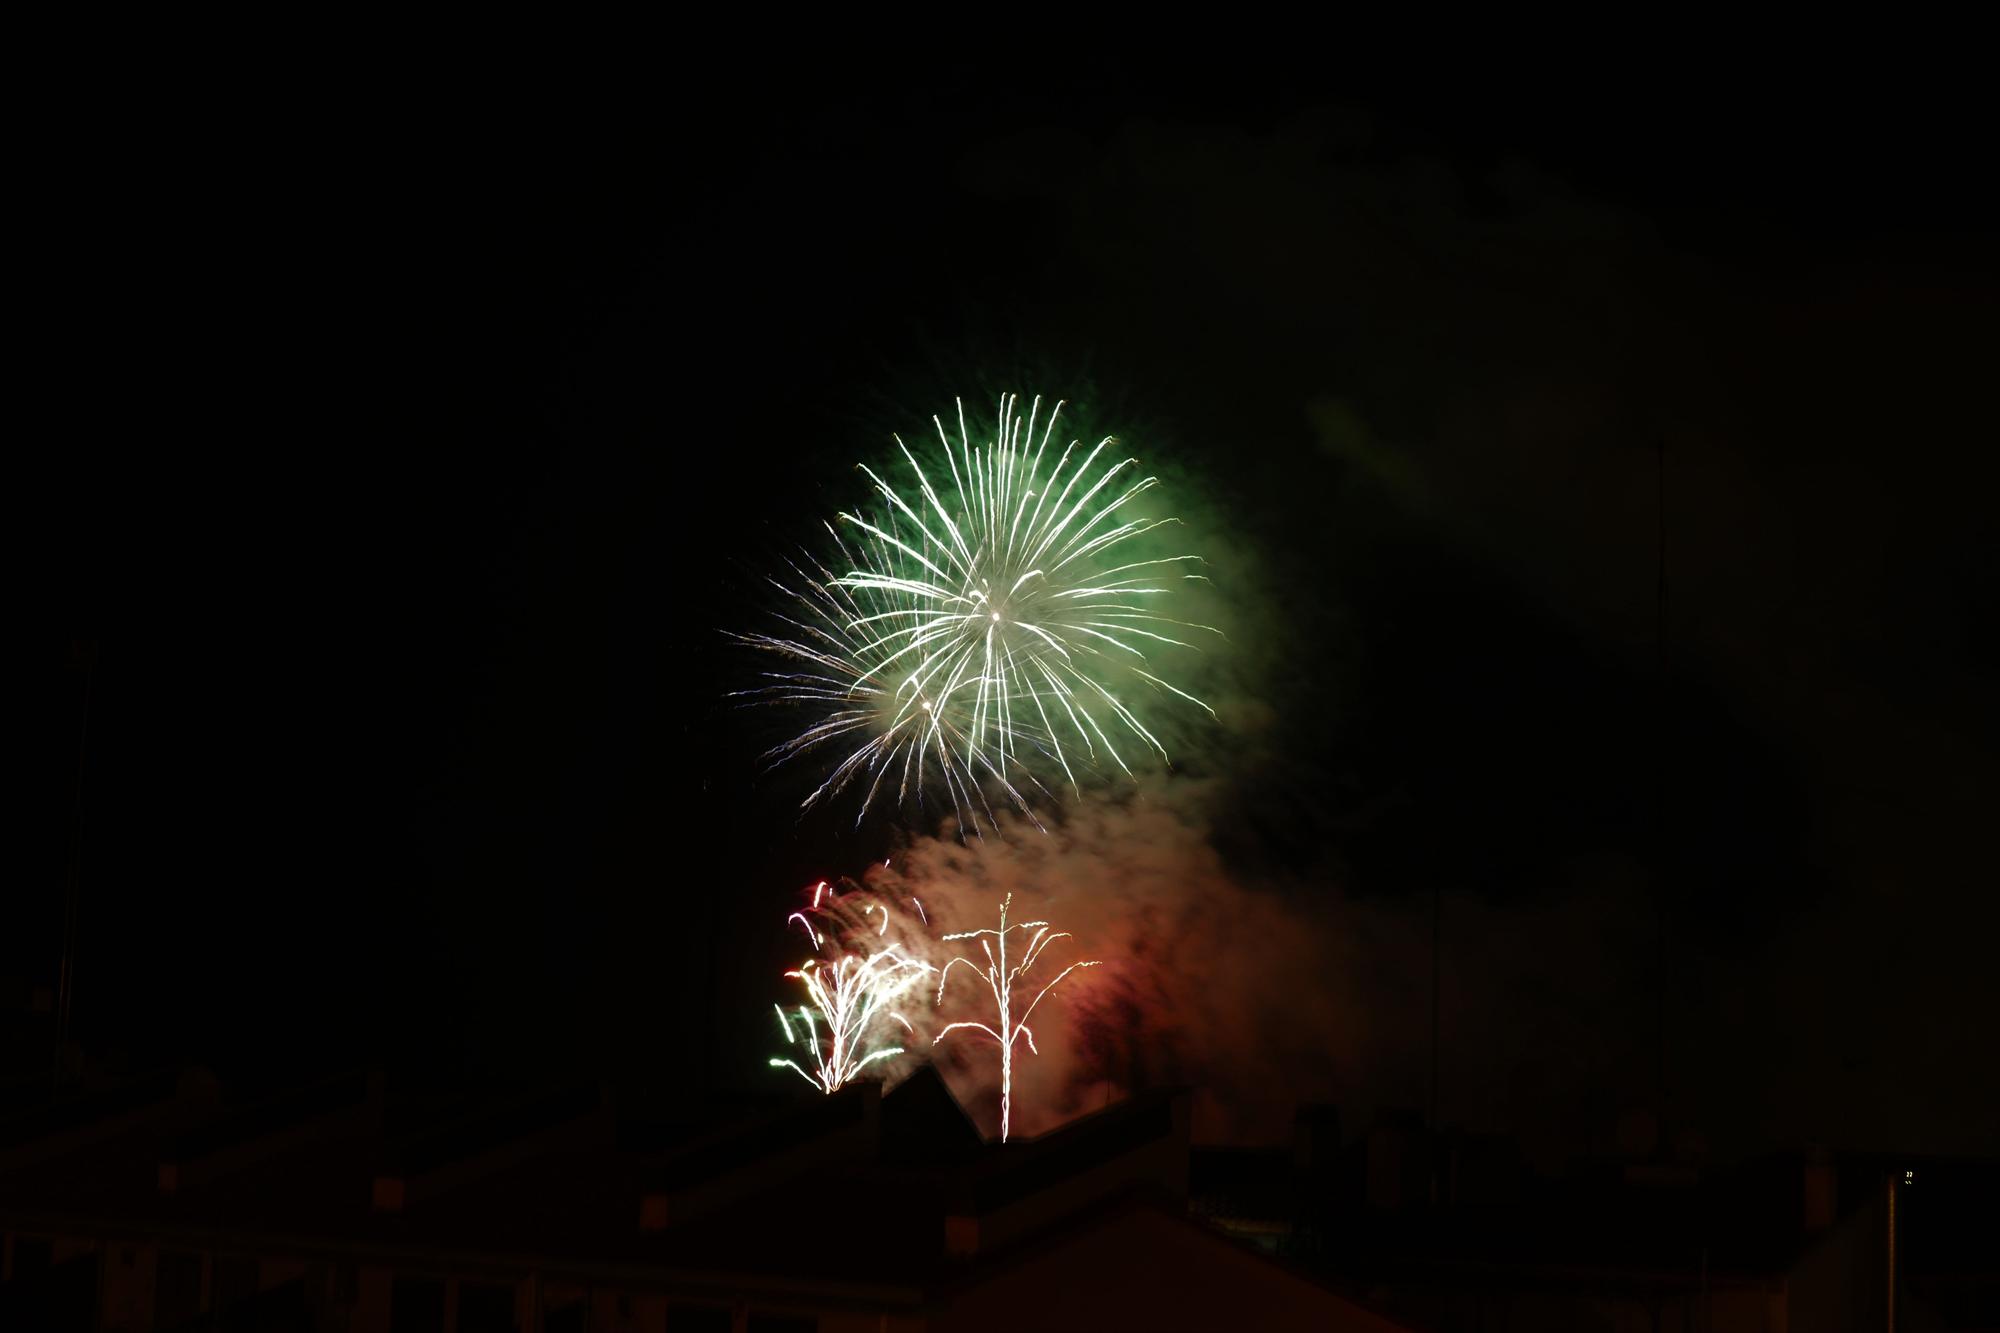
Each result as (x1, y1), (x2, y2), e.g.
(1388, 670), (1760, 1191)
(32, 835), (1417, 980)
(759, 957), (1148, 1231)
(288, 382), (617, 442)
(854, 778), (1663, 1147)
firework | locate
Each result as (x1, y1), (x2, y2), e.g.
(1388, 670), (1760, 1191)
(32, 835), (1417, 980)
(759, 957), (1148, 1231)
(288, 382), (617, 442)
(933, 892), (1099, 1141)
(770, 884), (933, 1094)
(736, 393), (1218, 831)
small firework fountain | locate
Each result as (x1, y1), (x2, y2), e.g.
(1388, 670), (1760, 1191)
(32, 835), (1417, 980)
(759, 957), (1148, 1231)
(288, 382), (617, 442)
(735, 393), (1218, 832)
(770, 882), (934, 1095)
(934, 892), (1100, 1142)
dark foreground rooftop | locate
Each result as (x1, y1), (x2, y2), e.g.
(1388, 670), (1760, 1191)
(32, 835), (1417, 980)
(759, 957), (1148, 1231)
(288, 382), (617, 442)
(0, 1066), (1403, 1331)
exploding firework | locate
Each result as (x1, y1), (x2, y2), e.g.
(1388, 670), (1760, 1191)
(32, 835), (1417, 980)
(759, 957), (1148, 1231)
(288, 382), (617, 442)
(770, 882), (934, 1094)
(736, 393), (1218, 831)
(933, 892), (1099, 1141)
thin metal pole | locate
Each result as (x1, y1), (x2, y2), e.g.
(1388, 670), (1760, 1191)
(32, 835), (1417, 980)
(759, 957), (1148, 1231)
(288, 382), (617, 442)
(1430, 881), (1440, 1174)
(1432, 880), (1448, 1120)
(1886, 1172), (1897, 1333)
(55, 640), (96, 1093)
(1699, 1245), (1709, 1332)
(1654, 438), (1669, 1111)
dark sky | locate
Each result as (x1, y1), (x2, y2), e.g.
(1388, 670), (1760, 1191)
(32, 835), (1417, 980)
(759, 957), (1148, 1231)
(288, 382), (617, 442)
(41, 51), (1997, 1152)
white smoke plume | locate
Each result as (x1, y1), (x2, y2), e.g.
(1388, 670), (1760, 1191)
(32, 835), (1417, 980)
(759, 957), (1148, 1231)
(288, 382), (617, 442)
(834, 777), (1666, 1149)
(848, 779), (1346, 1142)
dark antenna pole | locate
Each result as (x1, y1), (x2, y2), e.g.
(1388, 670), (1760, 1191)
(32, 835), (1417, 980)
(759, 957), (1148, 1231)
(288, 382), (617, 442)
(1430, 881), (1441, 1130)
(1654, 439), (1669, 1115)
(56, 639), (97, 1093)
(1430, 878), (1441, 1206)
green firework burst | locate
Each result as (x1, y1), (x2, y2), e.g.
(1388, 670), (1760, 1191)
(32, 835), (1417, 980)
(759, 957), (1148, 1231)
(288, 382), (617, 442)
(737, 393), (1218, 831)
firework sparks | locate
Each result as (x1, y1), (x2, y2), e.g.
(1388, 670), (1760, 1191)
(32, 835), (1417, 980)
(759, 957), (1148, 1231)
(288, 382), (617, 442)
(770, 886), (933, 1095)
(933, 892), (1099, 1141)
(735, 393), (1218, 831)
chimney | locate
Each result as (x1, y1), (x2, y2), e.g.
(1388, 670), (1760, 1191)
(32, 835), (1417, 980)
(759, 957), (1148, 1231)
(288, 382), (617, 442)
(1802, 1143), (1837, 1232)
(1365, 1108), (1427, 1213)
(1292, 1103), (1341, 1176)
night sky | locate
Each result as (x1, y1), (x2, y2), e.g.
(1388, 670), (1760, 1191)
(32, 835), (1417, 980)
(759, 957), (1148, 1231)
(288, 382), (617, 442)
(40, 50), (1997, 1157)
